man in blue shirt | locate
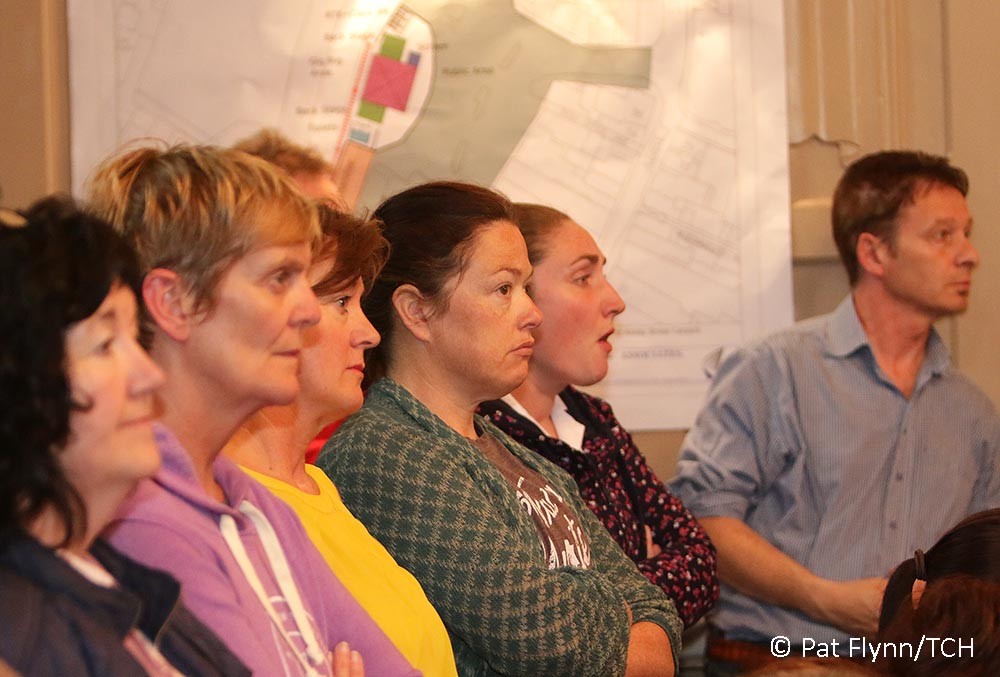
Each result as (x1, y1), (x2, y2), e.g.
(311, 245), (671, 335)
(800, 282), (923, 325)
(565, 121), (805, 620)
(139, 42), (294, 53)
(671, 150), (1000, 673)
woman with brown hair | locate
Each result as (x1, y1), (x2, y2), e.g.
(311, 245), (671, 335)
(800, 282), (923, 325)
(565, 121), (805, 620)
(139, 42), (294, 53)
(319, 181), (681, 677)
(89, 143), (416, 677)
(479, 203), (718, 628)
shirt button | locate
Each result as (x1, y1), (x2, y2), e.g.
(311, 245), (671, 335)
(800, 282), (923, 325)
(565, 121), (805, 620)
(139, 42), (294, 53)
(889, 521), (898, 530)
(895, 472), (903, 481)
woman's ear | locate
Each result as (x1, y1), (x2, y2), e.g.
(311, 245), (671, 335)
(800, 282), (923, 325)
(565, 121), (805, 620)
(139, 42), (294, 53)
(142, 268), (194, 342)
(391, 284), (433, 343)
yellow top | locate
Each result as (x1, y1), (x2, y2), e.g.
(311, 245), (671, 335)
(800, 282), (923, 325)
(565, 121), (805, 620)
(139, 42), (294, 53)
(242, 464), (458, 677)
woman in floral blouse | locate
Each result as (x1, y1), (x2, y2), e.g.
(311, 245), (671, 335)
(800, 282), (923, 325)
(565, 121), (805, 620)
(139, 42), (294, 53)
(480, 203), (719, 628)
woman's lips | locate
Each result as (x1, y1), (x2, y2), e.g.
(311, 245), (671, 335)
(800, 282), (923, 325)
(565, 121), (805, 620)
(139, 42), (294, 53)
(512, 340), (535, 356)
(121, 413), (156, 427)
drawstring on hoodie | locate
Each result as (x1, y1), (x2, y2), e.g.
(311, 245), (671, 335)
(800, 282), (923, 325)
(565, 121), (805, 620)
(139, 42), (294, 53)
(219, 501), (327, 675)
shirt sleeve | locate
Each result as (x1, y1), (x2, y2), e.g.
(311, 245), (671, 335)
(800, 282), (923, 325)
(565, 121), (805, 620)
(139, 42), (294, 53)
(669, 343), (796, 520)
(549, 457), (684, 669)
(323, 412), (670, 677)
(588, 396), (719, 627)
(970, 403), (1000, 515)
(613, 422), (720, 626)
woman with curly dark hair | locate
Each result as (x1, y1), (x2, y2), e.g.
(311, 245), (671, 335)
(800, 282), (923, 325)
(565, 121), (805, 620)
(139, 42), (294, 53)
(0, 197), (248, 675)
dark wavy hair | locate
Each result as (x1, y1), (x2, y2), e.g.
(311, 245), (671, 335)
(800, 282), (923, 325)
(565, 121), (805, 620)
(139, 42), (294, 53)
(0, 196), (143, 546)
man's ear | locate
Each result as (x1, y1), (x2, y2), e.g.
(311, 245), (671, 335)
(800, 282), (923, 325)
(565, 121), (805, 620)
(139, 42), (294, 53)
(856, 232), (889, 279)
(391, 284), (433, 343)
(142, 268), (194, 341)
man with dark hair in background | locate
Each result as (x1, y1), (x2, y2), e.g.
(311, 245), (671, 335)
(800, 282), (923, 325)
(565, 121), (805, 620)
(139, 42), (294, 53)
(671, 150), (1000, 674)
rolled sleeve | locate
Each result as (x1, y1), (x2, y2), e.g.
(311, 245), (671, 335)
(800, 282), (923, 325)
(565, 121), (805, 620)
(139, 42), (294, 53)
(670, 345), (793, 521)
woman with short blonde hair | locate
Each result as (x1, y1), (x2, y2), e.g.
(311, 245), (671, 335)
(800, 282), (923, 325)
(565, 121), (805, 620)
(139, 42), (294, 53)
(90, 142), (416, 677)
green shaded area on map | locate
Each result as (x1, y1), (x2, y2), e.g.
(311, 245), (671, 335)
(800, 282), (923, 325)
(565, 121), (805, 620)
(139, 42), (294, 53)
(380, 34), (406, 59)
(359, 100), (387, 123)
(359, 0), (652, 209)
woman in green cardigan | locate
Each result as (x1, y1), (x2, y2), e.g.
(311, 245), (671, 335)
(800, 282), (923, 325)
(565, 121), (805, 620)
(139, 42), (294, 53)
(318, 181), (681, 677)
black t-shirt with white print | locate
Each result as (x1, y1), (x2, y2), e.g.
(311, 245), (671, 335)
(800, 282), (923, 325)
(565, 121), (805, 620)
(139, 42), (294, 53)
(474, 432), (592, 569)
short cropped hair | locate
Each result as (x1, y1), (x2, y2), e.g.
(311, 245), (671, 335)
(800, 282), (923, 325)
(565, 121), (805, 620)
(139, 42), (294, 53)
(232, 128), (333, 177)
(832, 150), (968, 285)
(310, 202), (388, 302)
(0, 196), (142, 545)
(86, 142), (319, 317)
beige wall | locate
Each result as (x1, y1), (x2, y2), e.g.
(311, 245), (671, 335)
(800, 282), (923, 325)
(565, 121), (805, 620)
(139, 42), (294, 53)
(2, 0), (996, 481)
(0, 0), (69, 205)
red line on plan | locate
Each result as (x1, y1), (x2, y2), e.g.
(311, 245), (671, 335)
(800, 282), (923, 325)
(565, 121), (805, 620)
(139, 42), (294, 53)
(335, 41), (373, 157)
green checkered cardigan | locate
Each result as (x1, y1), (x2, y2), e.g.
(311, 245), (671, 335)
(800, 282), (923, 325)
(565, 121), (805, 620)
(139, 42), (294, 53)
(318, 378), (681, 677)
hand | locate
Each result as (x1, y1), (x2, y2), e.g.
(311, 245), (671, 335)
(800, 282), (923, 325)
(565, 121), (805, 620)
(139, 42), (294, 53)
(625, 621), (675, 677)
(809, 577), (887, 637)
(644, 526), (662, 558)
(331, 641), (364, 677)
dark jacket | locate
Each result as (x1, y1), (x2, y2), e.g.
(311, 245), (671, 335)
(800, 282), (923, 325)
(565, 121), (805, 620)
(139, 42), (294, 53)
(0, 534), (249, 676)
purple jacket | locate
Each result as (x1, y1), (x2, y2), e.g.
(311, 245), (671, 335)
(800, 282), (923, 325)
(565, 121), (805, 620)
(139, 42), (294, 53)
(106, 425), (419, 677)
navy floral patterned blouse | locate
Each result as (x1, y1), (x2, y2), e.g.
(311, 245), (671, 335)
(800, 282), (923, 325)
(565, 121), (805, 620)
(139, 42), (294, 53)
(480, 386), (719, 627)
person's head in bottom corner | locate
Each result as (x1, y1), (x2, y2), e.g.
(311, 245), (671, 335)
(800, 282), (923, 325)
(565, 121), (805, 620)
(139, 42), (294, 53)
(879, 508), (1000, 676)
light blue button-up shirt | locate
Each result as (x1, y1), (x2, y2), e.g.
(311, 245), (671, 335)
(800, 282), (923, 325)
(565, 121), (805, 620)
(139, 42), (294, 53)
(670, 296), (1000, 645)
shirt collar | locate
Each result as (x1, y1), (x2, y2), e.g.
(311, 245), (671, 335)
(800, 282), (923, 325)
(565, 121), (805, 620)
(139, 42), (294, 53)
(825, 295), (870, 358)
(502, 393), (587, 452)
(825, 295), (951, 377)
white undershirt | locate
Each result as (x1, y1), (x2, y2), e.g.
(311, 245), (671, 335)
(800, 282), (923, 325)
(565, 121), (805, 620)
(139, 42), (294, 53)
(502, 393), (587, 452)
(58, 550), (183, 677)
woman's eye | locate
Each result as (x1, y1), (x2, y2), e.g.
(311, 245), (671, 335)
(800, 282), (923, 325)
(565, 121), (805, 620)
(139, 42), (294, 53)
(270, 268), (298, 291)
(96, 337), (115, 355)
(498, 284), (512, 296)
(574, 274), (591, 285)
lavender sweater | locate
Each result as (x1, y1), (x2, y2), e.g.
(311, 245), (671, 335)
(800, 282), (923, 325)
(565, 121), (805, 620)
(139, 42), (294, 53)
(106, 425), (419, 677)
